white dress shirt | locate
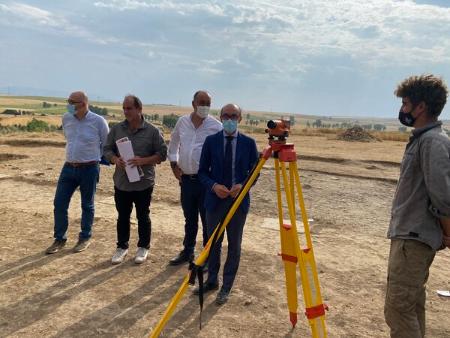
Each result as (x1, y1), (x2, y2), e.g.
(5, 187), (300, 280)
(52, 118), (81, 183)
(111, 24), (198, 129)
(168, 114), (222, 175)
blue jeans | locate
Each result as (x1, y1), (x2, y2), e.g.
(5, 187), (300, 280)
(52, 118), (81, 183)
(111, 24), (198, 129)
(53, 163), (99, 241)
(180, 175), (207, 256)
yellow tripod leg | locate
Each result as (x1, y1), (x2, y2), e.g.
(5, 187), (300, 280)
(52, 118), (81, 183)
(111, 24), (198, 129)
(275, 158), (298, 327)
(289, 161), (328, 338)
(149, 156), (267, 338)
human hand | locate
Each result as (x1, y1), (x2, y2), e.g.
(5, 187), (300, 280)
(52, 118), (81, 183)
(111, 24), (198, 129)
(128, 156), (146, 167)
(443, 234), (450, 249)
(213, 184), (230, 199)
(112, 156), (126, 170)
(171, 165), (183, 181)
(229, 184), (242, 198)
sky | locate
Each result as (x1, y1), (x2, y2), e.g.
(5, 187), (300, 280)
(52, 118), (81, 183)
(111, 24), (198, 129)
(0, 0), (450, 118)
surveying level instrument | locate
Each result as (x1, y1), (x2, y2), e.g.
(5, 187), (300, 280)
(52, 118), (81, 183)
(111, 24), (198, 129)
(150, 119), (328, 337)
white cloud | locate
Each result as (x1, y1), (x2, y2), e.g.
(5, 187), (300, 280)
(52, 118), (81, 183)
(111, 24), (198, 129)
(0, 2), (60, 26)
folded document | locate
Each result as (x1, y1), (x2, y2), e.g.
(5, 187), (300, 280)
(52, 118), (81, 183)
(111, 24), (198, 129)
(116, 137), (141, 183)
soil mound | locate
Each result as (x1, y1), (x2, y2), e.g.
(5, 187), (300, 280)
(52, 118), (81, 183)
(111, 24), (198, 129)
(337, 126), (380, 142)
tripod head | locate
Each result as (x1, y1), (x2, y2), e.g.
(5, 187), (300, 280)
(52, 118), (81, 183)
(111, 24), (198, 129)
(265, 119), (290, 144)
(265, 119), (291, 150)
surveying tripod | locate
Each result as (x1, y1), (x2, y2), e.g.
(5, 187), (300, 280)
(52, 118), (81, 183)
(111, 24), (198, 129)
(150, 120), (328, 338)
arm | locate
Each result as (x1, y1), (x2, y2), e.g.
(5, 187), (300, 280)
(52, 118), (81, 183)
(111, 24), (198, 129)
(103, 127), (126, 169)
(441, 218), (450, 248)
(128, 127), (167, 167)
(421, 137), (450, 248)
(198, 137), (215, 191)
(198, 137), (229, 198)
(230, 138), (259, 198)
(167, 119), (183, 179)
(99, 117), (110, 152)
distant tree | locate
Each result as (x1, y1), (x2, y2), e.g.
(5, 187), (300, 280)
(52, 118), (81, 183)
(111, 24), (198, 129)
(373, 124), (386, 131)
(42, 101), (52, 108)
(289, 115), (295, 126)
(312, 119), (322, 128)
(306, 121), (311, 128)
(89, 105), (108, 116)
(162, 114), (179, 129)
(398, 126), (407, 132)
(2, 109), (20, 115)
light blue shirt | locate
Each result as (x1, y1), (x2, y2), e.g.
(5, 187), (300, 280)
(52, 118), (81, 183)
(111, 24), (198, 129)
(62, 111), (109, 163)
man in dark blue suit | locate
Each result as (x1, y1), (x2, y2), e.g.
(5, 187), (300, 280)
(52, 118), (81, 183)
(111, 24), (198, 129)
(198, 103), (259, 305)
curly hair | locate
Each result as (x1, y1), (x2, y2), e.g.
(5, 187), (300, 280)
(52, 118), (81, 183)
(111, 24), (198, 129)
(395, 74), (448, 117)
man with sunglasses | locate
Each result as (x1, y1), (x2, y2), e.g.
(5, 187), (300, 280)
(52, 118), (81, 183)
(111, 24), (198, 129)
(46, 91), (109, 254)
(196, 103), (259, 305)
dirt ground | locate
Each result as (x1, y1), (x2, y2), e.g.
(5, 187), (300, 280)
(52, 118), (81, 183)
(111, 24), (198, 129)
(0, 131), (449, 338)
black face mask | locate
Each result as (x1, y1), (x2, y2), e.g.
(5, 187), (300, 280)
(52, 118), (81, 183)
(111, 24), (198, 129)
(398, 109), (415, 127)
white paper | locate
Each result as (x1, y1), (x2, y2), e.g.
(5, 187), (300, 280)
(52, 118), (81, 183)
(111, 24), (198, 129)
(437, 290), (450, 297)
(116, 137), (141, 183)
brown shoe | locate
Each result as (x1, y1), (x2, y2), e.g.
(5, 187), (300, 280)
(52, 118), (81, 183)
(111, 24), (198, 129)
(46, 240), (66, 254)
(73, 238), (91, 253)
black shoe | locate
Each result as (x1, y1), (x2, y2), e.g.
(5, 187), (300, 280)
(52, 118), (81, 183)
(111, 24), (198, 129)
(193, 282), (219, 295)
(215, 288), (230, 305)
(45, 239), (66, 254)
(169, 251), (194, 266)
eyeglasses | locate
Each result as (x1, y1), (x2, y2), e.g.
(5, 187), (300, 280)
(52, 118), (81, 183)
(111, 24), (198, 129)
(67, 99), (82, 105)
(221, 114), (240, 120)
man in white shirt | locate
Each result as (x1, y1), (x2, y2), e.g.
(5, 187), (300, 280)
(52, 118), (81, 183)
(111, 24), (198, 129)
(168, 90), (222, 265)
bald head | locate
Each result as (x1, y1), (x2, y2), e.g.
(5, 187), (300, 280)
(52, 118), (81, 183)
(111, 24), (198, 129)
(68, 91), (89, 115)
(69, 91), (88, 104)
(192, 90), (211, 108)
(220, 103), (241, 118)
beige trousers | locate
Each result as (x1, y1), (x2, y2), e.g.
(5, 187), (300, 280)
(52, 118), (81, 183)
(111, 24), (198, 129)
(384, 239), (436, 338)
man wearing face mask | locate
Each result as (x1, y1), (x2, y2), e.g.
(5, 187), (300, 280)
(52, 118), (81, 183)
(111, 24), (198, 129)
(196, 103), (259, 305)
(168, 90), (222, 265)
(384, 74), (450, 338)
(46, 91), (109, 254)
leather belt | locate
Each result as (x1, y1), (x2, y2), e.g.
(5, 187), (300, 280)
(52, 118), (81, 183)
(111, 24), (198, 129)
(65, 161), (98, 168)
(182, 174), (198, 180)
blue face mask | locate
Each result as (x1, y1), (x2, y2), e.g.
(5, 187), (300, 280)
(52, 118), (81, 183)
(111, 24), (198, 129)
(222, 119), (238, 134)
(67, 104), (76, 115)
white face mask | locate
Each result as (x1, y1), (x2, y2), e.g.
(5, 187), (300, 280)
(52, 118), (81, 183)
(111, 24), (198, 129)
(196, 106), (210, 118)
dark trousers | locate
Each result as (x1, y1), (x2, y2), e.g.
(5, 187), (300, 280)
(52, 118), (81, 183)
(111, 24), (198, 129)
(206, 198), (247, 291)
(114, 186), (153, 250)
(180, 175), (207, 256)
(53, 163), (99, 241)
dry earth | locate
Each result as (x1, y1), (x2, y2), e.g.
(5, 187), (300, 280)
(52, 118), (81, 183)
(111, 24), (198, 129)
(0, 132), (449, 338)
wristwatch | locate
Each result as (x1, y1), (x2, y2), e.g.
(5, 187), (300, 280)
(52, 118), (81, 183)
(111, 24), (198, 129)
(170, 161), (177, 169)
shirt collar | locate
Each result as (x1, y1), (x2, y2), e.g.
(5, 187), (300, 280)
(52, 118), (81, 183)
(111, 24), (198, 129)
(223, 130), (238, 138)
(412, 121), (442, 138)
(120, 117), (147, 130)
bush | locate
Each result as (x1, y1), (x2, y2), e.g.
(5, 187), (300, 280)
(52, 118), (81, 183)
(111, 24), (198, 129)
(162, 114), (179, 129)
(25, 118), (59, 132)
(89, 105), (108, 116)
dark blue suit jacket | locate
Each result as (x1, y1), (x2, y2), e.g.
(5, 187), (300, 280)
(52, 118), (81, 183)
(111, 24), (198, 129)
(198, 131), (259, 214)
